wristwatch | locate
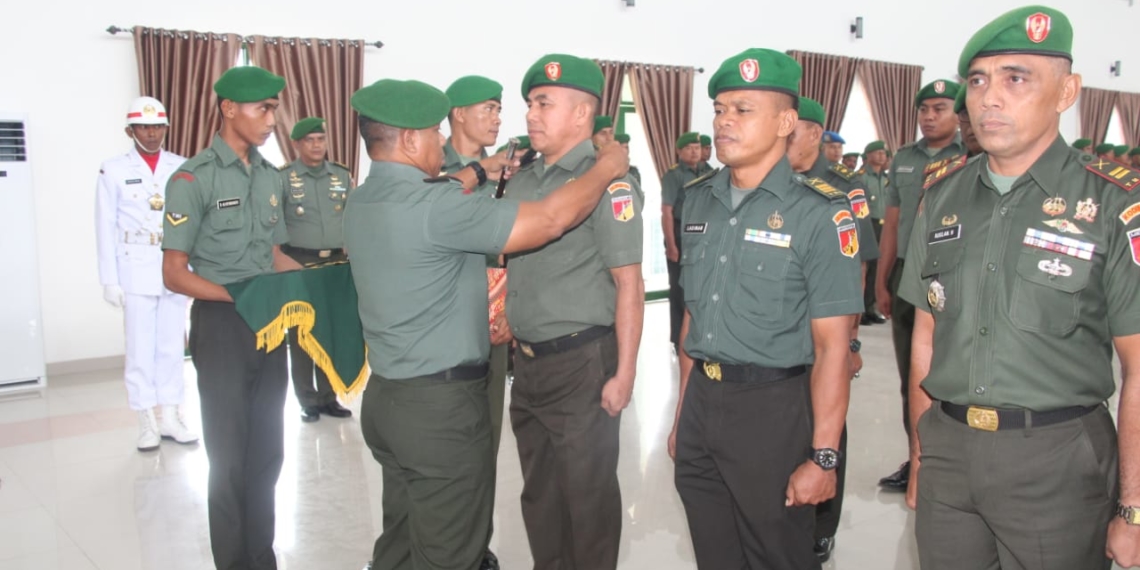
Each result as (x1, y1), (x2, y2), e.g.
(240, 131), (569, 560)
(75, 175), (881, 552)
(811, 448), (842, 471)
(467, 161), (488, 186)
(1118, 502), (1140, 525)
(850, 339), (862, 353)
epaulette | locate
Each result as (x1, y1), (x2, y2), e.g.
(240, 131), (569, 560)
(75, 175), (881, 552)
(329, 160), (351, 171)
(277, 163), (290, 172)
(182, 149), (216, 170)
(669, 163), (678, 170)
(800, 176), (847, 202)
(856, 168), (866, 176)
(923, 155), (969, 190)
(1085, 155), (1140, 191)
(924, 155), (961, 175)
(423, 175), (461, 184)
(684, 168), (719, 189)
(829, 162), (856, 181)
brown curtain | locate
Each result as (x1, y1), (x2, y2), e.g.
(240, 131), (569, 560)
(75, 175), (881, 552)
(133, 27), (242, 158)
(594, 60), (629, 123)
(1115, 92), (1140, 145)
(788, 50), (859, 132)
(249, 36), (365, 180)
(628, 64), (695, 180)
(1080, 88), (1119, 146)
(857, 59), (924, 153)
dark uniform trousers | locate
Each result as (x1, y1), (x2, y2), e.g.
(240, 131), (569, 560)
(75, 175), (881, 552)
(888, 258), (916, 435)
(361, 372), (494, 570)
(510, 332), (622, 570)
(667, 218), (684, 349)
(281, 246), (348, 408)
(189, 300), (288, 570)
(916, 404), (1118, 570)
(488, 343), (508, 457)
(864, 220), (883, 314)
(675, 366), (820, 570)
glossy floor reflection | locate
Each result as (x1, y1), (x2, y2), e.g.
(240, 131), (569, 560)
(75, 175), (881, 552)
(0, 301), (1125, 569)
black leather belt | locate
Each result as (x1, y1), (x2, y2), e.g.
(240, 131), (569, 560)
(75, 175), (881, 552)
(282, 244), (344, 259)
(417, 363), (489, 381)
(696, 360), (807, 384)
(516, 325), (613, 359)
(940, 401), (1098, 431)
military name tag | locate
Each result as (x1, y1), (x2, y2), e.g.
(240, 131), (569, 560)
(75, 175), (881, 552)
(928, 225), (961, 244)
(125, 178), (143, 185)
(683, 223), (708, 234)
(896, 166), (915, 173)
(217, 198), (241, 209)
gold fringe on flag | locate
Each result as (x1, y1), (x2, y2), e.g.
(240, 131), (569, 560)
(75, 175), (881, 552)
(253, 300), (370, 401)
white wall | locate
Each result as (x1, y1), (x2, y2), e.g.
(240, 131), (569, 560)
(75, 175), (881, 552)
(3, 0), (1138, 364)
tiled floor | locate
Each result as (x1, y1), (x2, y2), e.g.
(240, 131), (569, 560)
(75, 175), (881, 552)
(0, 302), (1124, 569)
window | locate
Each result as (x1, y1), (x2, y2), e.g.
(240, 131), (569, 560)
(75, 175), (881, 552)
(837, 75), (880, 165)
(237, 45), (288, 168)
(1105, 108), (1128, 147)
(616, 76), (669, 297)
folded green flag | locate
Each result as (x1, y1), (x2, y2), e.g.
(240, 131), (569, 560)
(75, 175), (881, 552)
(224, 262), (369, 399)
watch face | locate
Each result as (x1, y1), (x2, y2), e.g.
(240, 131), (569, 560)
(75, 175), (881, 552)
(814, 449), (840, 470)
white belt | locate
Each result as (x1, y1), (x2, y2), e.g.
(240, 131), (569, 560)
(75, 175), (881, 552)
(124, 231), (163, 246)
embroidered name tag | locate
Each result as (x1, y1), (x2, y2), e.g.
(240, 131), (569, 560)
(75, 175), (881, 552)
(896, 166), (915, 173)
(744, 228), (791, 248)
(1022, 228), (1095, 260)
(125, 179), (142, 185)
(217, 198), (241, 209)
(928, 225), (961, 244)
(683, 223), (708, 234)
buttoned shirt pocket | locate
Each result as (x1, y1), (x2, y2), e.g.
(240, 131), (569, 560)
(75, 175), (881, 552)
(207, 207), (247, 253)
(680, 241), (707, 304)
(734, 243), (790, 323)
(920, 244), (964, 319)
(1010, 249), (1092, 335)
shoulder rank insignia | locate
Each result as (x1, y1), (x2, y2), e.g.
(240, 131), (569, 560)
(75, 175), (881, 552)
(924, 156), (958, 175)
(684, 168), (719, 189)
(802, 177), (847, 201)
(923, 155), (969, 190)
(829, 162), (855, 181)
(1086, 158), (1140, 191)
(669, 163), (679, 170)
(856, 167), (866, 175)
(423, 175), (460, 184)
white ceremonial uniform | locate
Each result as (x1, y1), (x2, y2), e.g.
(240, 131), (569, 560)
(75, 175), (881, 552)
(95, 148), (189, 411)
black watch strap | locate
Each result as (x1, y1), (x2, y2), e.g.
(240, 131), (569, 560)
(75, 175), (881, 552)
(467, 161), (488, 186)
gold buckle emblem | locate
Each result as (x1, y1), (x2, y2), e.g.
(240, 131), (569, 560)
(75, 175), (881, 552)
(519, 343), (535, 358)
(966, 406), (999, 431)
(703, 361), (722, 382)
(319, 249), (332, 258)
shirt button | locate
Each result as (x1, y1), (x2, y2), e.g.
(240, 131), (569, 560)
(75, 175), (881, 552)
(987, 263), (996, 271)
(975, 386), (986, 395)
(706, 333), (713, 340)
(719, 255), (727, 263)
(1000, 207), (1009, 216)
(729, 218), (738, 226)
(712, 293), (719, 302)
(979, 327), (988, 336)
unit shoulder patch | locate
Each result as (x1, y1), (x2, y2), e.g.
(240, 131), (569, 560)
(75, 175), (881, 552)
(683, 168), (719, 189)
(1086, 159), (1140, 191)
(829, 163), (856, 181)
(923, 155), (969, 190)
(801, 177), (847, 202)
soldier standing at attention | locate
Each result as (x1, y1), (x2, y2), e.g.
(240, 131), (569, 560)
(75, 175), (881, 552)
(592, 115), (615, 147)
(861, 140), (891, 325)
(699, 133), (713, 169)
(662, 132), (708, 353)
(615, 132), (641, 185)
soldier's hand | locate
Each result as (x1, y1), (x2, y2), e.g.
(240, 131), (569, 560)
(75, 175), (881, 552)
(785, 461), (837, 507)
(876, 284), (893, 319)
(905, 458), (920, 510)
(490, 312), (513, 346)
(1107, 517), (1140, 567)
(600, 375), (633, 417)
(480, 151), (521, 182)
(849, 351), (863, 380)
(102, 285), (125, 308)
(668, 422), (679, 461)
(665, 244), (680, 263)
(595, 141), (630, 180)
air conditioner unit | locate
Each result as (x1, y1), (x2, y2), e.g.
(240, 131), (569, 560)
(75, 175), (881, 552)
(0, 113), (47, 392)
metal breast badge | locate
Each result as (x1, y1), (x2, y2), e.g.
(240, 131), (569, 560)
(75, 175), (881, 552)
(148, 193), (165, 211)
(927, 279), (947, 312)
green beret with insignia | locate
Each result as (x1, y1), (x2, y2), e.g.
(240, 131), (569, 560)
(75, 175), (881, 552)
(521, 54), (604, 100)
(797, 97), (826, 126)
(1130, 147), (1140, 157)
(615, 133), (631, 144)
(495, 135), (531, 153)
(1115, 144), (1130, 157)
(843, 152), (860, 159)
(676, 131), (701, 149)
(958, 5), (1073, 78)
(953, 88), (968, 114)
(290, 117), (326, 141)
(915, 80), (960, 108)
(1095, 143), (1115, 155)
(214, 66), (285, 103)
(700, 134), (712, 146)
(708, 48), (802, 100)
(445, 75), (503, 108)
(1071, 138), (1092, 150)
(593, 115), (613, 134)
(351, 79), (450, 129)
(864, 140), (886, 154)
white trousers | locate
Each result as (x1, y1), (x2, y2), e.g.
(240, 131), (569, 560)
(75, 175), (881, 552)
(123, 292), (188, 410)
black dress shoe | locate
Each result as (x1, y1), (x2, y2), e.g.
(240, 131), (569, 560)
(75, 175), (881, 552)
(814, 536), (835, 563)
(300, 406), (320, 423)
(878, 461), (910, 491)
(860, 314), (874, 326)
(870, 312), (888, 324)
(320, 401), (353, 418)
(480, 549), (499, 570)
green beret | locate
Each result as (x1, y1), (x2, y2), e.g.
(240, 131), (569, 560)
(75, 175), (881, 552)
(958, 6), (1073, 78)
(953, 88), (967, 114)
(445, 75), (503, 109)
(915, 80), (960, 108)
(615, 133), (631, 144)
(1115, 145), (1130, 157)
(290, 117), (326, 141)
(593, 115), (613, 134)
(521, 54), (603, 100)
(843, 152), (860, 159)
(351, 79), (450, 130)
(700, 134), (712, 146)
(864, 140), (886, 154)
(708, 48), (801, 100)
(1130, 147), (1140, 157)
(214, 66), (285, 103)
(1095, 143), (1115, 155)
(797, 97), (826, 126)
(496, 135), (531, 153)
(1071, 138), (1092, 150)
(676, 132), (701, 149)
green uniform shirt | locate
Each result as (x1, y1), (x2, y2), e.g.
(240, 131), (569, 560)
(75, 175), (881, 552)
(887, 136), (965, 259)
(898, 137), (1140, 410)
(861, 167), (889, 221)
(805, 154), (881, 263)
(680, 158), (864, 367)
(343, 161), (519, 379)
(629, 165), (642, 187)
(280, 159), (352, 249)
(662, 162), (708, 221)
(443, 139), (495, 197)
(503, 139), (644, 343)
(162, 134), (287, 285)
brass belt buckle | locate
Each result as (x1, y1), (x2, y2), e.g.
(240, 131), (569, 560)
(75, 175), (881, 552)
(703, 361), (722, 382)
(966, 406), (999, 431)
(519, 343), (535, 358)
(319, 249), (332, 258)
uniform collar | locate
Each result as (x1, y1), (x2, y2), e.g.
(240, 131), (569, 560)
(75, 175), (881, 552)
(444, 138), (487, 168)
(210, 134), (265, 168)
(1023, 135), (1073, 197)
(368, 160), (426, 182)
(804, 152), (830, 178)
(917, 133), (964, 156)
(546, 139), (595, 175)
(294, 159), (328, 177)
(714, 156), (797, 207)
(678, 161), (702, 175)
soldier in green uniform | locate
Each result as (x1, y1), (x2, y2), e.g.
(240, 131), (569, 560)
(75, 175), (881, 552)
(662, 131), (707, 352)
(161, 66), (301, 570)
(874, 78), (965, 492)
(1072, 137), (1094, 154)
(842, 151), (860, 170)
(1131, 147), (1140, 168)
(700, 133), (713, 169)
(1096, 142), (1116, 161)
(344, 78), (630, 570)
(954, 88), (984, 157)
(787, 96), (880, 562)
(862, 140), (890, 324)
(502, 54), (643, 570)
(1116, 144), (1131, 165)
(899, 7), (1140, 568)
(592, 115), (615, 147)
(669, 48), (863, 570)
(822, 130), (845, 164)
(278, 117), (354, 423)
(615, 133), (641, 185)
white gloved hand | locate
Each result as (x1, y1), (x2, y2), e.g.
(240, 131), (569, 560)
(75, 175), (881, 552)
(103, 285), (125, 308)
